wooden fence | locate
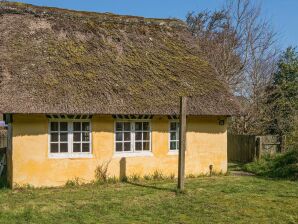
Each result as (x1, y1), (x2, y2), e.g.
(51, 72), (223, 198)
(0, 130), (7, 177)
(257, 135), (280, 155)
(0, 130), (7, 149)
(228, 134), (280, 163)
(228, 134), (256, 163)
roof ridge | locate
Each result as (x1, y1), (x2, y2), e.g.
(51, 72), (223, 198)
(0, 1), (186, 28)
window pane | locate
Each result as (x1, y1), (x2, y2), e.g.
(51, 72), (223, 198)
(60, 143), (68, 152)
(73, 133), (81, 142)
(124, 142), (131, 151)
(124, 122), (130, 131)
(116, 122), (123, 131)
(60, 133), (68, 142)
(73, 122), (81, 131)
(82, 143), (90, 152)
(82, 122), (90, 131)
(73, 143), (81, 152)
(50, 133), (58, 142)
(82, 132), (90, 142)
(135, 122), (142, 131)
(143, 142), (150, 151)
(170, 141), (177, 150)
(123, 132), (130, 141)
(51, 122), (58, 131)
(170, 122), (177, 131)
(143, 122), (149, 131)
(143, 132), (150, 141)
(116, 143), (123, 152)
(135, 142), (142, 151)
(60, 122), (68, 131)
(135, 132), (142, 141)
(50, 143), (59, 153)
(171, 132), (177, 141)
(116, 132), (122, 141)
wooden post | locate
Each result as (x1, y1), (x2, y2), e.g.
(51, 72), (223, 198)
(4, 114), (13, 187)
(178, 96), (187, 191)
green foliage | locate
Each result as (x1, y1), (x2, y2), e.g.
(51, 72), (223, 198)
(244, 149), (298, 180)
(120, 175), (128, 183)
(265, 47), (298, 147)
(123, 171), (175, 182)
(106, 176), (119, 184)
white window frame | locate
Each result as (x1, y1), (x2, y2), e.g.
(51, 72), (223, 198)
(168, 120), (179, 154)
(48, 119), (92, 159)
(114, 120), (153, 157)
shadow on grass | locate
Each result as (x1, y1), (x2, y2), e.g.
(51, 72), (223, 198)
(126, 181), (177, 193)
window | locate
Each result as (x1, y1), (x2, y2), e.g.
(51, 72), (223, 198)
(115, 121), (151, 153)
(49, 122), (68, 153)
(169, 121), (179, 151)
(73, 122), (91, 153)
(49, 120), (91, 156)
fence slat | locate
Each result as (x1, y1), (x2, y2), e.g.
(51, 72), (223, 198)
(0, 130), (7, 149)
(228, 134), (256, 163)
(0, 155), (6, 177)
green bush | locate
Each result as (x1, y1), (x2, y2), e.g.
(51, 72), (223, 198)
(244, 149), (298, 180)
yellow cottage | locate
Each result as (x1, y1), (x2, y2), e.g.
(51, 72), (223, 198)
(0, 2), (240, 187)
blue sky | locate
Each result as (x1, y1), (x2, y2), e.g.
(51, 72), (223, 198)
(9, 0), (298, 49)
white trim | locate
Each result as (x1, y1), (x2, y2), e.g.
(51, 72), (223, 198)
(168, 120), (179, 152)
(113, 119), (152, 154)
(68, 121), (73, 153)
(48, 153), (93, 159)
(46, 114), (92, 120)
(167, 150), (179, 155)
(113, 151), (153, 158)
(48, 118), (92, 158)
(48, 118), (91, 122)
(113, 118), (152, 122)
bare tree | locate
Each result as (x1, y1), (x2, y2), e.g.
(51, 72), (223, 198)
(186, 10), (244, 93)
(187, 0), (279, 134)
(227, 0), (279, 134)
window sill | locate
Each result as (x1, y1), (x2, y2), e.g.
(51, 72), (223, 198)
(48, 153), (93, 159)
(113, 151), (153, 158)
(167, 150), (179, 155)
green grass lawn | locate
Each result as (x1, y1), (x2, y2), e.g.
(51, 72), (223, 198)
(0, 176), (297, 224)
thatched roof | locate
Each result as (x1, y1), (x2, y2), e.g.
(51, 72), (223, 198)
(0, 2), (240, 116)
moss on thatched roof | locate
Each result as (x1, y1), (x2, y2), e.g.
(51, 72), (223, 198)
(0, 2), (240, 116)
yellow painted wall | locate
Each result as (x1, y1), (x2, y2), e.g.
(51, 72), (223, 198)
(11, 114), (227, 187)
